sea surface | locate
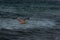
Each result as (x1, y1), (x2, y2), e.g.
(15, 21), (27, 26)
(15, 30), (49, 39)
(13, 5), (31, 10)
(0, 0), (60, 40)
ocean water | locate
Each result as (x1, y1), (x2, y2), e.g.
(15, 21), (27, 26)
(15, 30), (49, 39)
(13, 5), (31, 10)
(0, 0), (60, 40)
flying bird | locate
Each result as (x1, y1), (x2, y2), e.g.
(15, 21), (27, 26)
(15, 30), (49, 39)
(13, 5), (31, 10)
(16, 16), (29, 24)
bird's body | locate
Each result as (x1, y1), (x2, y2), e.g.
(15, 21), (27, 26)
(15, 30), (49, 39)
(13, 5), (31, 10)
(16, 16), (29, 24)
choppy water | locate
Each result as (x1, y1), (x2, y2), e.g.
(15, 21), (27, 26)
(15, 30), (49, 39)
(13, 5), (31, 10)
(0, 18), (56, 29)
(0, 0), (60, 40)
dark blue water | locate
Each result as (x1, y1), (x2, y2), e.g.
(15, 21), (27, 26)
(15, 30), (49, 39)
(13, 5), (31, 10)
(0, 0), (60, 40)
